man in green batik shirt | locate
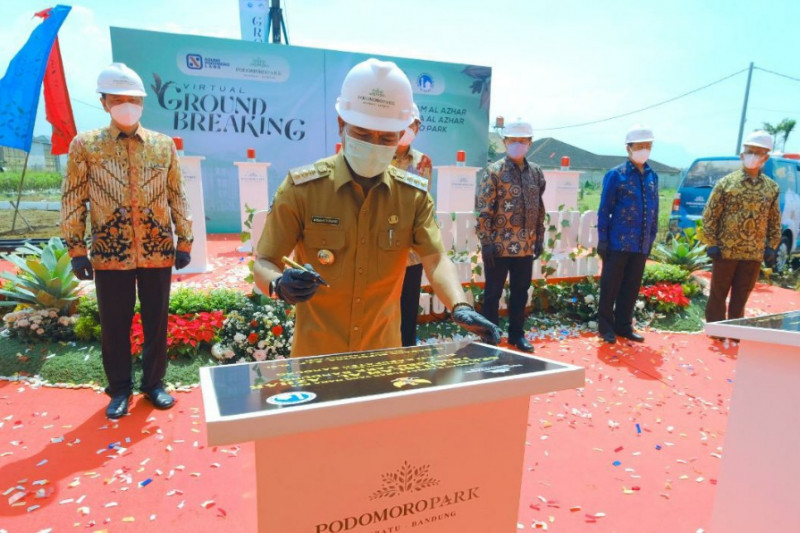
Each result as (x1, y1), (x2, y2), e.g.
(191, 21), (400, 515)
(702, 130), (781, 326)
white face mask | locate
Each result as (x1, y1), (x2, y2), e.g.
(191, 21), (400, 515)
(742, 154), (763, 170)
(109, 102), (143, 127)
(630, 148), (651, 165)
(505, 142), (529, 160)
(397, 127), (416, 147)
(343, 132), (397, 178)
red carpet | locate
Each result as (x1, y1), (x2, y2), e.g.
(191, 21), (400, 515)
(1, 236), (798, 532)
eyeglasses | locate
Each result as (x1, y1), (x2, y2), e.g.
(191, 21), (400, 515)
(742, 150), (768, 157)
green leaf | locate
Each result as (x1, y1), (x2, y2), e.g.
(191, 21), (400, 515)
(26, 259), (50, 282)
(54, 252), (72, 279)
(62, 279), (80, 295)
(41, 246), (57, 271)
(0, 288), (37, 305)
(3, 253), (36, 277)
(36, 290), (57, 308)
(46, 277), (63, 293)
(240, 231), (250, 243)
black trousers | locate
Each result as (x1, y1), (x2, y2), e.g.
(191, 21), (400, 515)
(705, 258), (761, 323)
(598, 250), (647, 335)
(481, 255), (534, 340)
(400, 263), (424, 347)
(95, 268), (172, 397)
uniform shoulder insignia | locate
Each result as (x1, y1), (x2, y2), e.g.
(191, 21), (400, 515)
(289, 161), (331, 185)
(390, 167), (428, 192)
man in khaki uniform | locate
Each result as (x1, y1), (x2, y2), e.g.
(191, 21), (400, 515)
(254, 58), (500, 357)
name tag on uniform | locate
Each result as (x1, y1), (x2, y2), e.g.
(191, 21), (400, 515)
(311, 216), (340, 225)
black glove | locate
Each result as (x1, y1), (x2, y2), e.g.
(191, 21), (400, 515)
(452, 303), (502, 345)
(706, 246), (722, 260)
(533, 240), (544, 260)
(596, 241), (608, 260)
(481, 244), (496, 270)
(273, 264), (320, 304)
(71, 256), (94, 280)
(764, 247), (777, 267)
(175, 251), (191, 270)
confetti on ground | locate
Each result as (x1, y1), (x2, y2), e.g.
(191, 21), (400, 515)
(2, 241), (797, 532)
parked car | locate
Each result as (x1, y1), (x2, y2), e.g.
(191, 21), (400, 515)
(669, 154), (800, 271)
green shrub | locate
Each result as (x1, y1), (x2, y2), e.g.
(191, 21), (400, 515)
(0, 172), (62, 193)
(652, 226), (710, 272)
(681, 281), (700, 298)
(76, 293), (100, 320)
(0, 237), (81, 314)
(169, 287), (251, 314)
(642, 263), (690, 286)
(74, 314), (101, 341)
(544, 277), (599, 322)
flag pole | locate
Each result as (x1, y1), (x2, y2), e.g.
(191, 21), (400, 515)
(10, 151), (33, 232)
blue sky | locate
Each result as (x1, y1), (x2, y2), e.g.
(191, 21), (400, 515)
(1, 0), (799, 168)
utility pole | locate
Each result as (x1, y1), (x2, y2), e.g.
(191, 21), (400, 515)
(267, 0), (289, 44)
(735, 62), (754, 154)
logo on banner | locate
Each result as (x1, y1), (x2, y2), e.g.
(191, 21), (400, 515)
(314, 459), (480, 532)
(266, 391), (317, 406)
(391, 376), (432, 388)
(186, 54), (203, 70)
(417, 73), (434, 93)
(370, 461), (440, 500)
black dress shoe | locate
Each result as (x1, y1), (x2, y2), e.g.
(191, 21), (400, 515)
(618, 331), (645, 342)
(143, 387), (175, 410)
(106, 394), (131, 419)
(509, 337), (534, 353)
(600, 331), (616, 344)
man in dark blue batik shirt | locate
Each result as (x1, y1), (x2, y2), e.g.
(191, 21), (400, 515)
(596, 125), (659, 344)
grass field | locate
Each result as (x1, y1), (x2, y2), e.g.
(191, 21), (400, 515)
(0, 171), (63, 238)
(0, 335), (211, 389)
(578, 184), (677, 243)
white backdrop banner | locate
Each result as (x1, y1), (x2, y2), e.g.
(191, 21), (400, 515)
(111, 28), (491, 232)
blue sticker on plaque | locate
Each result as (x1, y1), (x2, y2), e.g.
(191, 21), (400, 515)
(266, 391), (317, 406)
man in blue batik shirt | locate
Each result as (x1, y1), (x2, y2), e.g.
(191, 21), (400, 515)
(596, 125), (659, 344)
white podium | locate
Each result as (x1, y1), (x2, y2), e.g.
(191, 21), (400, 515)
(234, 161), (271, 253)
(542, 169), (580, 211)
(177, 155), (211, 273)
(435, 166), (480, 213)
(705, 312), (800, 533)
(200, 342), (584, 532)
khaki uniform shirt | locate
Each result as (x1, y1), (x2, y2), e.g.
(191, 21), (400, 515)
(61, 124), (193, 270)
(257, 153), (444, 357)
(391, 147), (433, 267)
(702, 169), (781, 261)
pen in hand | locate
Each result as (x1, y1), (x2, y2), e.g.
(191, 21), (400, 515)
(281, 256), (330, 287)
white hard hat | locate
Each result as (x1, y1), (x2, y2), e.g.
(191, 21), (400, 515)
(503, 120), (534, 138)
(335, 58), (414, 132)
(743, 130), (774, 151)
(96, 63), (146, 97)
(625, 125), (654, 144)
(411, 103), (421, 123)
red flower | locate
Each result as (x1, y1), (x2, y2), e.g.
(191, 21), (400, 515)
(247, 332), (259, 344)
(272, 325), (283, 336)
(129, 310), (226, 357)
(639, 283), (690, 311)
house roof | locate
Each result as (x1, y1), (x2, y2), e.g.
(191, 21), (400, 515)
(489, 133), (679, 173)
